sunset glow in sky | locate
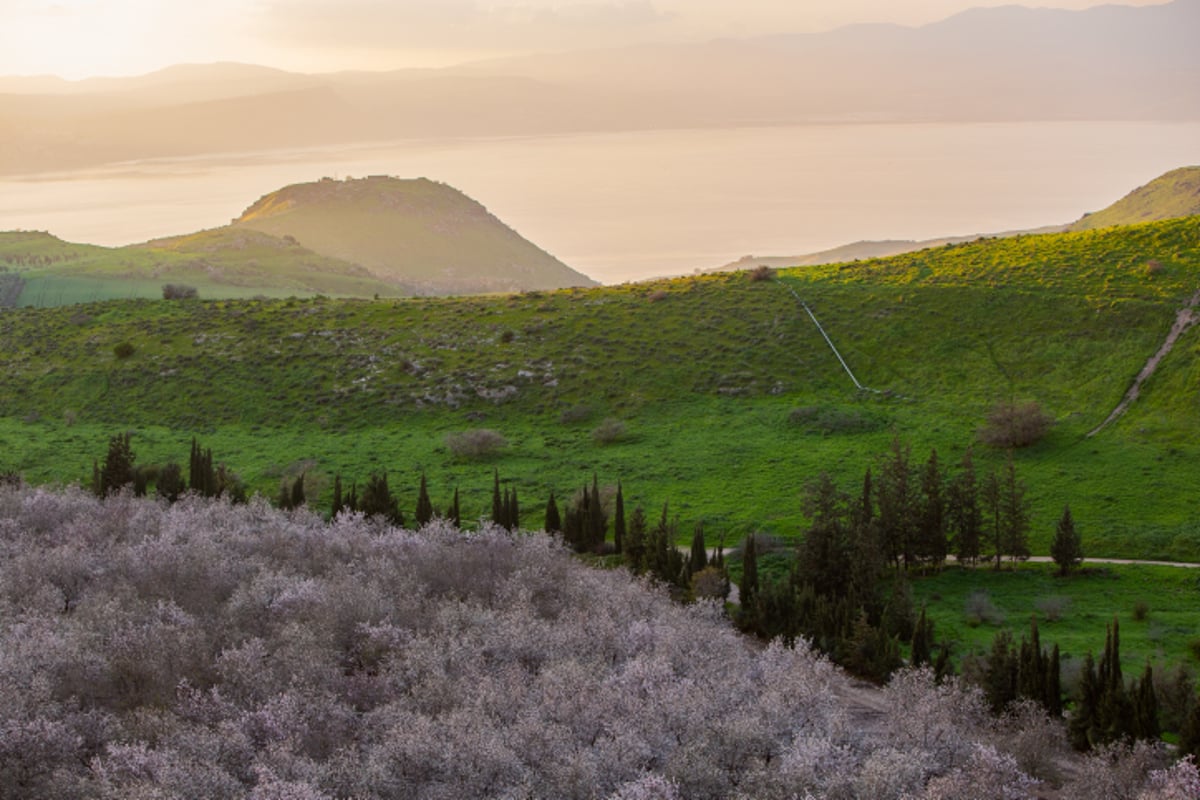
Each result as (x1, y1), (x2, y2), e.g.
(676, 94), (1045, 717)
(0, 0), (1173, 79)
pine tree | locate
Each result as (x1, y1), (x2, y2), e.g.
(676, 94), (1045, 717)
(984, 629), (1018, 713)
(1050, 504), (1083, 576)
(613, 482), (626, 555)
(982, 469), (1003, 569)
(877, 437), (916, 569)
(415, 472), (434, 527)
(545, 491), (562, 533)
(96, 432), (136, 498)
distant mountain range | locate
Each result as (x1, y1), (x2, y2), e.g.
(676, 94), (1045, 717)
(0, 177), (595, 304)
(713, 166), (1200, 272)
(0, 0), (1197, 176)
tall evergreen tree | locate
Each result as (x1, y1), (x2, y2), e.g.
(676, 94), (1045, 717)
(982, 468), (1003, 569)
(96, 432), (136, 498)
(345, 481), (358, 513)
(689, 522), (708, 575)
(361, 471), (403, 526)
(984, 629), (1018, 713)
(999, 455), (1031, 564)
(289, 473), (306, 509)
(507, 487), (520, 531)
(613, 481), (626, 555)
(947, 448), (982, 565)
(740, 533), (759, 612)
(1132, 661), (1160, 741)
(910, 605), (933, 667)
(492, 470), (504, 528)
(156, 462), (185, 504)
(331, 473), (344, 518)
(446, 487), (461, 528)
(916, 448), (948, 568)
(1046, 643), (1063, 717)
(415, 472), (434, 527)
(1050, 504), (1083, 576)
(625, 505), (647, 572)
(877, 437), (917, 569)
(545, 491), (562, 534)
(1070, 652), (1101, 750)
(587, 473), (607, 550)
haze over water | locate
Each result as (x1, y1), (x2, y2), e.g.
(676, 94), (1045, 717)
(3, 121), (1196, 284)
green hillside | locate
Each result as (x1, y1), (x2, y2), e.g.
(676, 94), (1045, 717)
(1070, 166), (1200, 232)
(234, 176), (597, 294)
(2, 216), (1199, 559)
(0, 228), (409, 306)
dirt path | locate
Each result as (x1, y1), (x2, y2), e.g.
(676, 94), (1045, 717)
(1088, 289), (1200, 437)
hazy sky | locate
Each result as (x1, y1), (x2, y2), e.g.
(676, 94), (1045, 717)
(0, 0), (1173, 79)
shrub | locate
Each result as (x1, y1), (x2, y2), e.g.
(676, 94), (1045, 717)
(749, 265), (776, 282)
(1034, 595), (1070, 622)
(978, 401), (1054, 449)
(1133, 600), (1151, 621)
(162, 284), (198, 300)
(964, 589), (1005, 627)
(646, 289), (669, 303)
(113, 342), (136, 360)
(559, 404), (596, 424)
(592, 418), (628, 444)
(445, 428), (508, 459)
(788, 405), (884, 435)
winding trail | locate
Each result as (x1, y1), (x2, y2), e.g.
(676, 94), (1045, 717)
(1088, 289), (1200, 437)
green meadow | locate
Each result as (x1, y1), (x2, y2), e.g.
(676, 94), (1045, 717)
(2, 217), (1200, 560)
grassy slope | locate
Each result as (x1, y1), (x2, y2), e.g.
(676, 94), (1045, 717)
(234, 176), (597, 293)
(1070, 166), (1200, 232)
(1, 229), (409, 306)
(2, 217), (1200, 559)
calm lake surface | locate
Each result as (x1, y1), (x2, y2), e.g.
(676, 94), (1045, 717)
(2, 121), (1198, 283)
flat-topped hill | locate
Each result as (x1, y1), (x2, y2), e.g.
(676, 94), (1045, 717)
(233, 176), (597, 294)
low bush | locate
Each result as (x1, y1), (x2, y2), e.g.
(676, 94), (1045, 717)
(445, 428), (509, 459)
(113, 342), (135, 359)
(749, 265), (776, 282)
(592, 417), (628, 444)
(978, 401), (1054, 449)
(964, 589), (1005, 627)
(162, 284), (198, 300)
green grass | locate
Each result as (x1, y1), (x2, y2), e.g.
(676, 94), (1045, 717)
(2, 217), (1200, 556)
(911, 563), (1200, 681)
(1070, 166), (1200, 232)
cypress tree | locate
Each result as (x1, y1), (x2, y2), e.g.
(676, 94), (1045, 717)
(984, 630), (1018, 714)
(689, 522), (708, 574)
(492, 470), (504, 528)
(446, 487), (461, 528)
(999, 455), (1031, 564)
(1132, 661), (1160, 741)
(948, 448), (982, 565)
(587, 473), (606, 549)
(345, 481), (358, 513)
(625, 505), (647, 571)
(740, 533), (759, 611)
(156, 462), (185, 504)
(415, 472), (434, 527)
(917, 448), (948, 568)
(1046, 643), (1063, 717)
(614, 481), (626, 555)
(1070, 652), (1100, 750)
(1180, 696), (1200, 760)
(545, 491), (562, 533)
(290, 473), (306, 509)
(508, 486), (520, 531)
(910, 605), (932, 667)
(361, 471), (403, 526)
(331, 473), (344, 518)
